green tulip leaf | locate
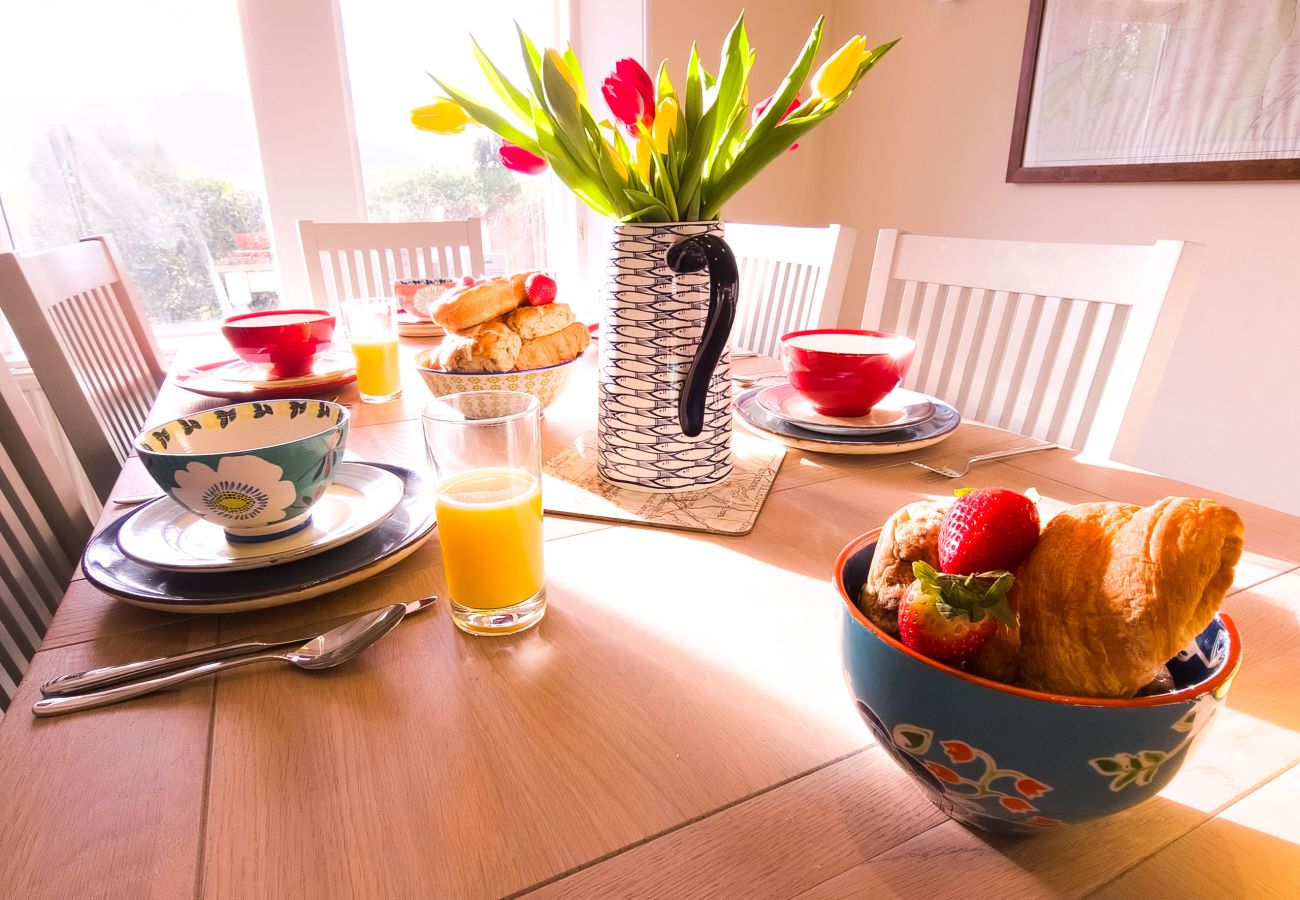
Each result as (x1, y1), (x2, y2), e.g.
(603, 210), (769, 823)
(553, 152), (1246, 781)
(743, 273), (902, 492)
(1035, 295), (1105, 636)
(427, 75), (540, 156)
(469, 34), (533, 125)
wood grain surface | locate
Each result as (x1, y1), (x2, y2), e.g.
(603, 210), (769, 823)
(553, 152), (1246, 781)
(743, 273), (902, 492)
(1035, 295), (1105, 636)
(2, 347), (1298, 899)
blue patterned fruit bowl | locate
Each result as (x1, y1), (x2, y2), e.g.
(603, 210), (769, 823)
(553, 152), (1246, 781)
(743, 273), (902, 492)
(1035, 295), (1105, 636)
(136, 399), (349, 542)
(835, 530), (1242, 835)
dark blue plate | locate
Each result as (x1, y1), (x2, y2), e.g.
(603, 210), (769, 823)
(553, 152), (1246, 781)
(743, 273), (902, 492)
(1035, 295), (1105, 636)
(82, 463), (437, 613)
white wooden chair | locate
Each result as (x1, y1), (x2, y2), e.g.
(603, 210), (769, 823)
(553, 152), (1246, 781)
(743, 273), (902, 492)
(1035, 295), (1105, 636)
(297, 219), (486, 309)
(0, 360), (93, 715)
(861, 228), (1203, 462)
(724, 222), (856, 357)
(0, 235), (165, 501)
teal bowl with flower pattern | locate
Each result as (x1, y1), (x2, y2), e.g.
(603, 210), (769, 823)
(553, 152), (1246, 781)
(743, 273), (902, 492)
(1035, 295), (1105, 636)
(136, 399), (349, 542)
(835, 530), (1242, 835)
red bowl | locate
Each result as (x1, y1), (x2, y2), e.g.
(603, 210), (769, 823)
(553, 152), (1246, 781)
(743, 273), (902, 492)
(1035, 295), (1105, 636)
(221, 309), (336, 378)
(779, 328), (916, 418)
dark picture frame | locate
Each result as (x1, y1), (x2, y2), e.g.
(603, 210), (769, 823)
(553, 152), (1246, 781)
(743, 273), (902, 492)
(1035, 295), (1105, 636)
(1007, 0), (1300, 184)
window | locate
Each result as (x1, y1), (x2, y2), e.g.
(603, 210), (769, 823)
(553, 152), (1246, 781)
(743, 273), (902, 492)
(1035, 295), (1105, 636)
(0, 1), (278, 335)
(338, 0), (562, 274)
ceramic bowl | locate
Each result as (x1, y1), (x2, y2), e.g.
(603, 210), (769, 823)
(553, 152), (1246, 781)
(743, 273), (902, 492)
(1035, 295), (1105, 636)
(413, 349), (579, 412)
(136, 399), (349, 542)
(393, 279), (454, 319)
(780, 328), (915, 417)
(222, 309), (336, 378)
(835, 530), (1241, 835)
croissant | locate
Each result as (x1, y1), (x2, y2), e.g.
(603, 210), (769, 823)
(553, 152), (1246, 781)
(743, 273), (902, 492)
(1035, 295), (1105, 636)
(1014, 498), (1244, 698)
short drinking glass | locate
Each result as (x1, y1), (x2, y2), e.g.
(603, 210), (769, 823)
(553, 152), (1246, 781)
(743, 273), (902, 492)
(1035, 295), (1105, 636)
(340, 296), (402, 403)
(423, 391), (545, 635)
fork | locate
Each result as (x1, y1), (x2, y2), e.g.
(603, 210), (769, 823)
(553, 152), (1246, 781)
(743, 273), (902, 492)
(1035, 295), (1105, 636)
(911, 443), (1060, 478)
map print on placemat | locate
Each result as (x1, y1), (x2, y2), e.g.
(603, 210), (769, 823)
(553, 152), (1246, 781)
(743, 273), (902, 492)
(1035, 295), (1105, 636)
(543, 431), (785, 535)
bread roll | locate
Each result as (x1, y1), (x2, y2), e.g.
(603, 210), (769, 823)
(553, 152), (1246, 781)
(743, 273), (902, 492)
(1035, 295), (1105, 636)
(859, 500), (947, 637)
(503, 303), (575, 341)
(515, 320), (590, 370)
(1014, 498), (1244, 698)
(436, 320), (521, 372)
(429, 276), (524, 332)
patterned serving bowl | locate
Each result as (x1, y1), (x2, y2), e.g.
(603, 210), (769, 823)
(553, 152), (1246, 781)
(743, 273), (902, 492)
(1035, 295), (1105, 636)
(136, 399), (349, 542)
(413, 349), (579, 412)
(835, 530), (1242, 835)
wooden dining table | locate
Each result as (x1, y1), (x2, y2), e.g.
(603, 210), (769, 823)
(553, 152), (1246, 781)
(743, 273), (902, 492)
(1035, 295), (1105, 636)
(2, 340), (1298, 900)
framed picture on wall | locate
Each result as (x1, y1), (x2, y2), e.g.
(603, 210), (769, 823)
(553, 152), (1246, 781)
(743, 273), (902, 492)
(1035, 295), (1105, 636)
(1007, 0), (1300, 183)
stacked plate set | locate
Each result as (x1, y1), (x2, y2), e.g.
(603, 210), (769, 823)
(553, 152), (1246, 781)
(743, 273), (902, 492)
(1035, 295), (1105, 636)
(84, 462), (437, 614)
(734, 382), (960, 455)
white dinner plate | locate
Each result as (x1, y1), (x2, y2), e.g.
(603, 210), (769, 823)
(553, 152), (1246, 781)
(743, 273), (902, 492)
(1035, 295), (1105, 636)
(734, 387), (960, 456)
(117, 463), (405, 573)
(754, 383), (935, 435)
(217, 349), (357, 386)
(397, 311), (445, 338)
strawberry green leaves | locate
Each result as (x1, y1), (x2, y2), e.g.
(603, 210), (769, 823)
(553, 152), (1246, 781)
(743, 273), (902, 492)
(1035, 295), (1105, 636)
(912, 561), (1017, 628)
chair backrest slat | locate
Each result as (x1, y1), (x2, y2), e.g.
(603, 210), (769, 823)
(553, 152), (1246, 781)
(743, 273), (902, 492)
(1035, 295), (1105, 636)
(0, 361), (92, 714)
(723, 223), (857, 357)
(863, 229), (1203, 461)
(0, 235), (164, 501)
(298, 220), (486, 310)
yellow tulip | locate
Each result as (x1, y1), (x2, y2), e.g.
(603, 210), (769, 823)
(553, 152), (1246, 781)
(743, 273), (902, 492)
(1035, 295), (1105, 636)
(651, 97), (678, 154)
(410, 98), (472, 134)
(811, 35), (869, 100)
(546, 48), (578, 94)
(604, 140), (629, 180)
(634, 133), (653, 182)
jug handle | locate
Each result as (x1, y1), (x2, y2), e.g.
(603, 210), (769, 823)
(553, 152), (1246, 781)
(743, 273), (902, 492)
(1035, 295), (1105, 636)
(665, 233), (739, 437)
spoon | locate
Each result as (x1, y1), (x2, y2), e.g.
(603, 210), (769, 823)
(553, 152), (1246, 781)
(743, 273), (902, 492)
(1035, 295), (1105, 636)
(32, 603), (407, 717)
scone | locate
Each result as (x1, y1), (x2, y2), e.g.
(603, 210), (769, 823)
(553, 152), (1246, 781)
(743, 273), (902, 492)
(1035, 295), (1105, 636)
(503, 303), (575, 341)
(1014, 497), (1244, 698)
(429, 276), (525, 332)
(859, 500), (946, 637)
(515, 320), (590, 370)
(436, 320), (522, 372)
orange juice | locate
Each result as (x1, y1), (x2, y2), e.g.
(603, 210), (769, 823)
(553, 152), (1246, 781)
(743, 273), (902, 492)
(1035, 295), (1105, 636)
(436, 467), (544, 609)
(351, 338), (401, 399)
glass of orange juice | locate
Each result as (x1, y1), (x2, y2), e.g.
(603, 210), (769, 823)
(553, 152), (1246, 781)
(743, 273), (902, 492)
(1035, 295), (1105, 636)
(340, 296), (402, 403)
(422, 391), (545, 635)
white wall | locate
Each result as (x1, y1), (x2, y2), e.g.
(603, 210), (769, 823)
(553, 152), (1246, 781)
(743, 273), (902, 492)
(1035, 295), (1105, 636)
(644, 0), (1300, 514)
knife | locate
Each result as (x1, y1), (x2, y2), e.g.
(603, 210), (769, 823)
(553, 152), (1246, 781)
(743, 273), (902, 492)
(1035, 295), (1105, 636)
(39, 595), (437, 698)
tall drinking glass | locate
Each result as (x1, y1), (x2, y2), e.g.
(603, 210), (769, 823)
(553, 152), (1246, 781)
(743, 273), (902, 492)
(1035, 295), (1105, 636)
(340, 296), (402, 403)
(423, 391), (546, 635)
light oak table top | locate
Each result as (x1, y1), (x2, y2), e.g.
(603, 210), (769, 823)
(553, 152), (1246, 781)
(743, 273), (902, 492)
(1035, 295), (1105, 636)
(2, 345), (1298, 900)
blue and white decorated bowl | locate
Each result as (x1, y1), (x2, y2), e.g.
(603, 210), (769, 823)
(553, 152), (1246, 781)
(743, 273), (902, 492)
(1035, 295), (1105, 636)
(835, 530), (1242, 835)
(136, 399), (349, 542)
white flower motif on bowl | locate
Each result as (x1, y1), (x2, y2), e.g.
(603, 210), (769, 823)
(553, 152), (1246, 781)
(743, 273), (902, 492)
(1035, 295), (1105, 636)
(172, 455), (298, 529)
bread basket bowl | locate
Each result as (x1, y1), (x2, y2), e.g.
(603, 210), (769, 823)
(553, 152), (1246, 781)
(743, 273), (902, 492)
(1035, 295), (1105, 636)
(413, 348), (580, 412)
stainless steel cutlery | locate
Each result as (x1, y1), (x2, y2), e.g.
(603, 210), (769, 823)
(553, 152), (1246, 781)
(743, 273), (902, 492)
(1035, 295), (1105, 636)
(35, 595), (436, 713)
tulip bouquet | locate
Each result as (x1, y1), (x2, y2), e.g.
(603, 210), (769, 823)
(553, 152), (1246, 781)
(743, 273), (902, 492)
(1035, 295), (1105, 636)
(412, 14), (896, 223)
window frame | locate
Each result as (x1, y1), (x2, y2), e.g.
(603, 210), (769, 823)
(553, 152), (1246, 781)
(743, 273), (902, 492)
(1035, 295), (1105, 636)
(0, 0), (638, 362)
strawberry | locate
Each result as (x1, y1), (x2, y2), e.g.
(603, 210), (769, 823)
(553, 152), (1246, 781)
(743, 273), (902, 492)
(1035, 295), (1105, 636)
(460, 274), (477, 287)
(524, 272), (557, 306)
(938, 488), (1040, 575)
(899, 562), (1017, 665)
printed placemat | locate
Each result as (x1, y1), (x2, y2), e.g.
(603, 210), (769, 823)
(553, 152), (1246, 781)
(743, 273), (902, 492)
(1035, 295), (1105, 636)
(542, 431), (786, 535)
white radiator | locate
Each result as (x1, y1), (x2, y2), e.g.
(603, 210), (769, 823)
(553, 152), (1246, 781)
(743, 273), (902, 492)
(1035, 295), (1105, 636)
(12, 367), (103, 520)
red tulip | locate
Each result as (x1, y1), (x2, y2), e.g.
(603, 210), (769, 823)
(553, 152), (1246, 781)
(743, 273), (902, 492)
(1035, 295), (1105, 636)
(601, 58), (655, 135)
(753, 92), (802, 150)
(499, 141), (547, 175)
